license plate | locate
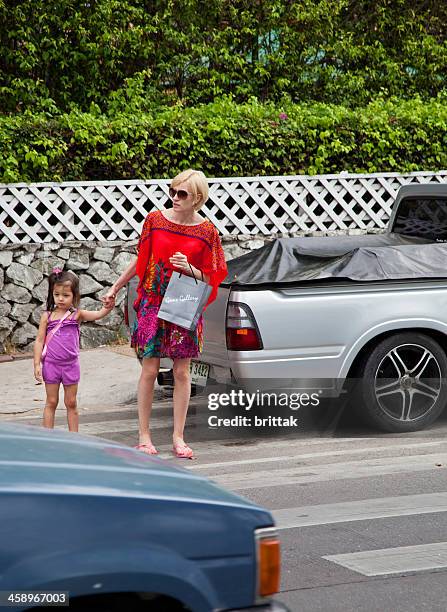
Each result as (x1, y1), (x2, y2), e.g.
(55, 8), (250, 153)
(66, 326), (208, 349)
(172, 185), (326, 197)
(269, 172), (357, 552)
(190, 361), (209, 386)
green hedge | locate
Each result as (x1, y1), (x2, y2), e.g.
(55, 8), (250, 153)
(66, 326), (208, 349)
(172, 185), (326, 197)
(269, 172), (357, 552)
(1, 96), (447, 183)
(2, 1), (447, 111)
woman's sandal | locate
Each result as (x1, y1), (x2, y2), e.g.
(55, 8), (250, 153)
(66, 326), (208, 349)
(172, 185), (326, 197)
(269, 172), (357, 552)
(134, 443), (158, 455)
(173, 441), (194, 459)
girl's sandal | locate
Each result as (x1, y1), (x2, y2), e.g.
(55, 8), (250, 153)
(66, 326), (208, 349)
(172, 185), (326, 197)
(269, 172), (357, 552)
(134, 443), (158, 455)
(173, 442), (194, 459)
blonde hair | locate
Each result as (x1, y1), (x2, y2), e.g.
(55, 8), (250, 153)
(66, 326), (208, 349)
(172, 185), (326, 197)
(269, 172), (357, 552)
(171, 169), (209, 210)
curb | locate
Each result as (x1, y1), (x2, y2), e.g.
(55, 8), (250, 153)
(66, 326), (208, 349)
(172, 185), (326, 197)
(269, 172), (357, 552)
(0, 345), (134, 364)
(0, 353), (33, 362)
(0, 355), (15, 363)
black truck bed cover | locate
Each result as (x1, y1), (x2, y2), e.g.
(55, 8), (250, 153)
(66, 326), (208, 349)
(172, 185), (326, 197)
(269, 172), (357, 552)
(222, 233), (447, 287)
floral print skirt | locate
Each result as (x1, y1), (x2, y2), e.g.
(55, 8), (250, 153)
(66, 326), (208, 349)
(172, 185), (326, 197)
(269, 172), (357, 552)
(131, 295), (203, 359)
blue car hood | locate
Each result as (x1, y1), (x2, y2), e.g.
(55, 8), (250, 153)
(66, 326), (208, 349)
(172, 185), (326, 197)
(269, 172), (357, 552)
(0, 424), (263, 512)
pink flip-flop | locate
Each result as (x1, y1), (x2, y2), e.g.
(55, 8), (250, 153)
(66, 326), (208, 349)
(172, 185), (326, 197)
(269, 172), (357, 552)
(173, 442), (194, 459)
(134, 443), (158, 455)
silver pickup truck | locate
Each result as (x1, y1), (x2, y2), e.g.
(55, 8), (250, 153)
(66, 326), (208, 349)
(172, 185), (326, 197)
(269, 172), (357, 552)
(127, 184), (447, 433)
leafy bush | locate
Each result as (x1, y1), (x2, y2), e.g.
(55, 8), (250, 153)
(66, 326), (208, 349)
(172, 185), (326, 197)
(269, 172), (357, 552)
(1, 1), (446, 112)
(1, 97), (446, 182)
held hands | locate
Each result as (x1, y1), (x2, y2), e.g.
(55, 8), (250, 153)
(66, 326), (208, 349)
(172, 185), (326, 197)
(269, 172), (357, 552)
(103, 295), (115, 311)
(100, 289), (117, 310)
(169, 251), (189, 273)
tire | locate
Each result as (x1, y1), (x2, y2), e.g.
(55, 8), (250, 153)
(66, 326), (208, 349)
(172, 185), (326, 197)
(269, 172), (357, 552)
(50, 593), (186, 611)
(357, 332), (447, 433)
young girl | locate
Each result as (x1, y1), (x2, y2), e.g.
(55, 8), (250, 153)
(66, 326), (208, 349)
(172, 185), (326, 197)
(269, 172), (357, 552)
(33, 268), (115, 432)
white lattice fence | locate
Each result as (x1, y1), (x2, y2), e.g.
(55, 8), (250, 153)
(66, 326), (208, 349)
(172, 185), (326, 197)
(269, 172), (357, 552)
(1, 171), (447, 244)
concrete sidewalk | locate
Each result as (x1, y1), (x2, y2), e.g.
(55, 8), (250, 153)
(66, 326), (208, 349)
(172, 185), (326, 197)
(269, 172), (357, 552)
(0, 345), (204, 455)
(0, 346), (141, 415)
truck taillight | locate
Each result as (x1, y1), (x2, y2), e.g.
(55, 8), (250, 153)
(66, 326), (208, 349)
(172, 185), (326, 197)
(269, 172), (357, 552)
(255, 528), (281, 597)
(226, 302), (263, 351)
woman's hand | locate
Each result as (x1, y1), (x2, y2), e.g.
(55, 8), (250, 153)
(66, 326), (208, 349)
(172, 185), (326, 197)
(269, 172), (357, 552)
(101, 287), (117, 309)
(169, 251), (189, 272)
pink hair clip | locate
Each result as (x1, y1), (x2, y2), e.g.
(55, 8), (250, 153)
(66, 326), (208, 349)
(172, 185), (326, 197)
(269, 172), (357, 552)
(52, 267), (62, 274)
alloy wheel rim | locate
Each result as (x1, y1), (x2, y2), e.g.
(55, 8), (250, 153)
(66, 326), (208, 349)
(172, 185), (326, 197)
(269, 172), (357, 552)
(374, 343), (442, 422)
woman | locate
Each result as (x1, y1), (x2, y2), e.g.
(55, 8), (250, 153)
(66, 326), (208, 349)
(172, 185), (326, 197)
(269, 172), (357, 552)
(103, 170), (227, 458)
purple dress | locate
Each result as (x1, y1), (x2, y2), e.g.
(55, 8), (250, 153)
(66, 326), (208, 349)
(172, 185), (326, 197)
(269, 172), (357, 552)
(42, 310), (80, 386)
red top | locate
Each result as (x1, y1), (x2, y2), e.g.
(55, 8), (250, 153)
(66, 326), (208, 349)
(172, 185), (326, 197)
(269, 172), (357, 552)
(135, 210), (228, 308)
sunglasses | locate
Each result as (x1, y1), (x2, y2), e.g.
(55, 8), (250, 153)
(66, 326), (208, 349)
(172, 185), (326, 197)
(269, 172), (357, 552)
(169, 187), (193, 200)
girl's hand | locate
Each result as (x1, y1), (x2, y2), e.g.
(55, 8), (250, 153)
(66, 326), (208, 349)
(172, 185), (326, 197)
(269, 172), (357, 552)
(169, 251), (189, 272)
(34, 363), (42, 383)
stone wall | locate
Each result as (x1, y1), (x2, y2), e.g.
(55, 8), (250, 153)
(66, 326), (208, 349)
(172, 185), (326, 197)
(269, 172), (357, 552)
(0, 234), (273, 354)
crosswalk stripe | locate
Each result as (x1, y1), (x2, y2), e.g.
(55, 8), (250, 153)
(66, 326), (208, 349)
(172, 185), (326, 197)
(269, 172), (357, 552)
(187, 441), (446, 470)
(272, 492), (447, 529)
(323, 541), (447, 576)
(207, 453), (447, 490)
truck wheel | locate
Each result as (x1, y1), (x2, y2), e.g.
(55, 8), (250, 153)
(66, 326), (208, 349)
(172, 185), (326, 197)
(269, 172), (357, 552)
(358, 332), (447, 433)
